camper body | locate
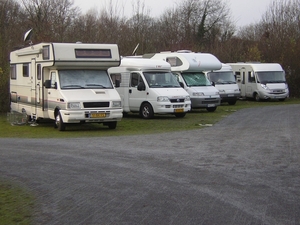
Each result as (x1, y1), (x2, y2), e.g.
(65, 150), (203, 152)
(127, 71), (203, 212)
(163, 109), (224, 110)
(144, 51), (221, 112)
(9, 42), (123, 131)
(228, 63), (289, 101)
(205, 64), (240, 105)
(108, 57), (191, 119)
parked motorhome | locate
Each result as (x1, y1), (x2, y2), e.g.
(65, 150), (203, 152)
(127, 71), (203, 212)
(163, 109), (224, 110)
(144, 51), (221, 112)
(228, 62), (289, 101)
(205, 64), (240, 105)
(9, 42), (123, 131)
(108, 57), (191, 118)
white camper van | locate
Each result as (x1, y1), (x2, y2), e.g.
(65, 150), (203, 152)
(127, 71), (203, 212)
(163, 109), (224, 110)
(144, 51), (221, 112)
(9, 42), (123, 131)
(108, 57), (191, 119)
(228, 62), (289, 101)
(205, 64), (241, 105)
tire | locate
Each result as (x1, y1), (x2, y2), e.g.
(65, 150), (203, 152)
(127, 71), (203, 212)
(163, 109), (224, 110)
(107, 121), (117, 129)
(175, 113), (186, 118)
(254, 93), (260, 102)
(140, 103), (154, 119)
(228, 100), (237, 105)
(206, 106), (217, 112)
(55, 111), (66, 131)
(279, 98), (285, 101)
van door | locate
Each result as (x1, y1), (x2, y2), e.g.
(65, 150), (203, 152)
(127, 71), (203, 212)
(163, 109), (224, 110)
(30, 59), (37, 118)
(240, 69), (246, 97)
(46, 71), (61, 118)
(128, 73), (147, 111)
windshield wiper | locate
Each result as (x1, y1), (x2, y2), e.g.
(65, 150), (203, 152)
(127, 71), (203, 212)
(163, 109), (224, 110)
(62, 85), (84, 89)
(85, 84), (107, 88)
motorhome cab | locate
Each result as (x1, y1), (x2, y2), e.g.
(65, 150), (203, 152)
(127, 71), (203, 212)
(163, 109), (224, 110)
(9, 42), (123, 131)
(205, 64), (241, 105)
(144, 51), (221, 112)
(108, 57), (191, 119)
(228, 62), (289, 101)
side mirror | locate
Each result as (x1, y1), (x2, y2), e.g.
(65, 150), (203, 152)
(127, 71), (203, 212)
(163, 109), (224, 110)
(44, 80), (51, 88)
(115, 79), (120, 88)
(211, 81), (215, 86)
(179, 81), (184, 88)
(137, 82), (146, 91)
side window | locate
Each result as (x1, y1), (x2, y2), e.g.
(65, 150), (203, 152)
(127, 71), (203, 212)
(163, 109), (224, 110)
(130, 73), (140, 87)
(50, 72), (57, 88)
(37, 64), (41, 80)
(10, 65), (16, 80)
(23, 63), (29, 77)
(248, 71), (255, 83)
(110, 73), (121, 85)
(235, 72), (241, 83)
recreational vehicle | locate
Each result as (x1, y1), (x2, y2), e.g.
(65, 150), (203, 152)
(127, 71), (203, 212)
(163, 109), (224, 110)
(9, 42), (123, 131)
(205, 64), (240, 105)
(108, 57), (191, 119)
(144, 51), (221, 112)
(228, 63), (289, 101)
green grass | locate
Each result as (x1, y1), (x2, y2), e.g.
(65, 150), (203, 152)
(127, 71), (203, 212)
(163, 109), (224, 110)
(0, 181), (35, 225)
(1, 98), (300, 138)
(0, 98), (300, 225)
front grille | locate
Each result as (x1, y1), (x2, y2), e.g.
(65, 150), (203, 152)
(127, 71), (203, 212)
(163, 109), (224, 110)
(169, 98), (185, 103)
(203, 99), (220, 104)
(83, 102), (109, 108)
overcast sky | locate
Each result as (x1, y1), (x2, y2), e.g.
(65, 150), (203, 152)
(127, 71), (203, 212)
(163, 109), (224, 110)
(73, 0), (273, 27)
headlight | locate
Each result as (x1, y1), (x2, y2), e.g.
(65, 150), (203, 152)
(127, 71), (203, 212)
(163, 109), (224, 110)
(234, 89), (240, 92)
(219, 90), (225, 93)
(157, 96), (170, 102)
(67, 102), (81, 109)
(112, 101), (122, 107)
(185, 95), (190, 101)
(192, 92), (205, 96)
(260, 84), (269, 90)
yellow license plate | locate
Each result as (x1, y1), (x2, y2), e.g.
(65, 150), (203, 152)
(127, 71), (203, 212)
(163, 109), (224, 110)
(91, 113), (106, 118)
(174, 108), (184, 113)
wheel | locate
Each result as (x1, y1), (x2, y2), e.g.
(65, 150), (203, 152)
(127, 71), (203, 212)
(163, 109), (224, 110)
(175, 113), (186, 118)
(279, 98), (285, 101)
(206, 106), (217, 112)
(140, 103), (154, 119)
(228, 100), (237, 105)
(55, 111), (66, 131)
(107, 121), (117, 129)
(254, 93), (260, 102)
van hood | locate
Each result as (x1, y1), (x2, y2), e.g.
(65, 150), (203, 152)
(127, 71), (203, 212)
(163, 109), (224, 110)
(151, 88), (189, 97)
(187, 86), (219, 95)
(60, 89), (121, 101)
(266, 83), (286, 89)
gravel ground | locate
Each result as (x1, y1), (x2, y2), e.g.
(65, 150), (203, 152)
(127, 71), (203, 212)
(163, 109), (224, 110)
(0, 104), (300, 225)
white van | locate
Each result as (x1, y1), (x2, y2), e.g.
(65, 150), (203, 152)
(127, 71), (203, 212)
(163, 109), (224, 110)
(9, 42), (123, 131)
(108, 57), (191, 118)
(228, 62), (289, 101)
(144, 51), (221, 112)
(205, 64), (241, 105)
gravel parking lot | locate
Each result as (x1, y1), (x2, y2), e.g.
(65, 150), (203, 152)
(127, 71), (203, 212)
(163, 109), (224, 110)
(0, 104), (299, 225)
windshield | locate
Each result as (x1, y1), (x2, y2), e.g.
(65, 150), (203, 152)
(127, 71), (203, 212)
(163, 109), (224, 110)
(208, 71), (236, 84)
(143, 72), (181, 88)
(59, 70), (113, 89)
(181, 72), (211, 87)
(256, 71), (286, 84)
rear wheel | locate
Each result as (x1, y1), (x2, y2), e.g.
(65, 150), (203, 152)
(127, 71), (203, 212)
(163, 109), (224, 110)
(55, 111), (66, 131)
(206, 106), (217, 112)
(140, 103), (154, 119)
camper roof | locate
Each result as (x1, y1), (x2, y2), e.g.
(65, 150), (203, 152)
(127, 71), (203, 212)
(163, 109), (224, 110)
(228, 63), (283, 72)
(118, 57), (171, 71)
(146, 52), (222, 72)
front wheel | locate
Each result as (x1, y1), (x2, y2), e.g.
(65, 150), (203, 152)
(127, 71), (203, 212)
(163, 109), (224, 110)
(140, 103), (154, 119)
(55, 111), (66, 131)
(228, 100), (237, 105)
(254, 93), (260, 102)
(106, 121), (117, 129)
(175, 113), (186, 118)
(206, 106), (217, 112)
